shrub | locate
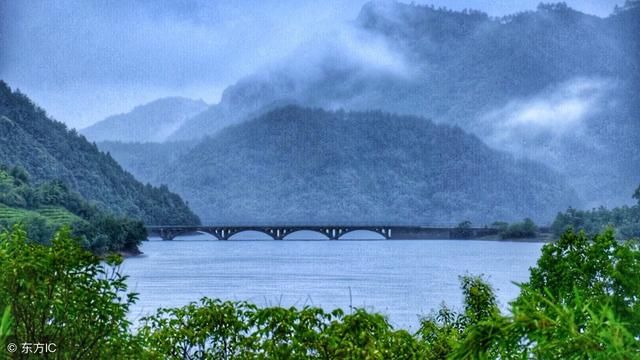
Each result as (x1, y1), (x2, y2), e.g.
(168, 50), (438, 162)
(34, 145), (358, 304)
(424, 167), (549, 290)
(0, 224), (140, 359)
(499, 218), (538, 239)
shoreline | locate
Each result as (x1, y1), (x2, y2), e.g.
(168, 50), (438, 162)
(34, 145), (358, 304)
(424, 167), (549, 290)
(118, 247), (144, 258)
(140, 235), (553, 244)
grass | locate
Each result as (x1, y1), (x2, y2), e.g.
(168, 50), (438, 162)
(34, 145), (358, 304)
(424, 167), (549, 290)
(0, 204), (84, 227)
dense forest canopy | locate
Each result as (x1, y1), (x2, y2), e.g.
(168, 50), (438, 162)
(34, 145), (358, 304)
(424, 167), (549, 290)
(552, 185), (640, 239)
(0, 165), (146, 252)
(99, 1), (639, 221)
(0, 81), (200, 226)
(147, 106), (577, 224)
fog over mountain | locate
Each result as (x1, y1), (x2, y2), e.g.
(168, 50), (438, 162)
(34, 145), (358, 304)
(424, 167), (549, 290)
(0, 0), (622, 128)
(157, 106), (578, 224)
(0, 82), (200, 226)
(160, 2), (640, 209)
(81, 97), (207, 142)
(4, 1), (638, 223)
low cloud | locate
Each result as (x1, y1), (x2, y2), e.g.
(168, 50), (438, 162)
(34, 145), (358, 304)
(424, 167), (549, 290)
(477, 77), (613, 162)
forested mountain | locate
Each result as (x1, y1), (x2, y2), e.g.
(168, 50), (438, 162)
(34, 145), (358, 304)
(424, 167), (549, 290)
(160, 1), (639, 208)
(0, 165), (146, 253)
(155, 106), (577, 224)
(0, 81), (200, 225)
(552, 189), (640, 240)
(171, 2), (639, 138)
(81, 97), (207, 142)
(97, 140), (197, 185)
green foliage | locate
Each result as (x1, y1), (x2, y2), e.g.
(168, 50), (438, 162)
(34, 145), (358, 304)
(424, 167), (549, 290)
(454, 228), (640, 359)
(499, 218), (538, 239)
(3, 223), (640, 358)
(0, 225), (140, 359)
(138, 299), (427, 359)
(417, 275), (498, 359)
(552, 186), (640, 239)
(0, 166), (146, 252)
(150, 106), (576, 224)
(0, 82), (200, 226)
(525, 229), (640, 332)
(0, 306), (11, 359)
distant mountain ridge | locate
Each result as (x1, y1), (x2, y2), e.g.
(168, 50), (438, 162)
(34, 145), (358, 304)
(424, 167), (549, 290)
(152, 106), (578, 225)
(91, 2), (640, 222)
(82, 97), (207, 143)
(0, 81), (200, 225)
(153, 1), (639, 208)
(169, 2), (639, 139)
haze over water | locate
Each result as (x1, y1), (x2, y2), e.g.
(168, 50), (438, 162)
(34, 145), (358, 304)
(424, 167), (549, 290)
(123, 236), (542, 329)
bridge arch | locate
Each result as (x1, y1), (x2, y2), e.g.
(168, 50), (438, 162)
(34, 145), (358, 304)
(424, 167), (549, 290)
(337, 229), (388, 240)
(282, 229), (330, 240)
(173, 231), (218, 240)
(227, 230), (275, 240)
(158, 229), (207, 241)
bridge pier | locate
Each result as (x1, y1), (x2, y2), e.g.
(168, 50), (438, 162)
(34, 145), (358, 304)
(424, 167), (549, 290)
(146, 225), (456, 241)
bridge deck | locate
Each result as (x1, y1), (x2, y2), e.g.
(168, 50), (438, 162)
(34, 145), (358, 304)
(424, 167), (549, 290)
(146, 225), (503, 241)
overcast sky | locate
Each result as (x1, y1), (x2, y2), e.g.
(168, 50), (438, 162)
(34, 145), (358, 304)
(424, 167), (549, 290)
(0, 0), (623, 129)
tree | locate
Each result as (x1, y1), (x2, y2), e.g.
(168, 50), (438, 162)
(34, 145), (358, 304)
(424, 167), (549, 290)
(0, 306), (11, 357)
(454, 229), (640, 358)
(417, 275), (498, 359)
(0, 224), (140, 359)
(634, 184), (640, 205)
(453, 221), (473, 239)
(500, 218), (538, 239)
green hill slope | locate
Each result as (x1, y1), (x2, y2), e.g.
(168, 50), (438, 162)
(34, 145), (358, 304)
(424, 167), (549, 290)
(167, 2), (639, 208)
(159, 106), (578, 224)
(0, 165), (146, 252)
(0, 81), (200, 226)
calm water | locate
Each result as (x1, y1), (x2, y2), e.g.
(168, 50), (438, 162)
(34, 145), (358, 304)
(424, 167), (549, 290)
(122, 235), (542, 330)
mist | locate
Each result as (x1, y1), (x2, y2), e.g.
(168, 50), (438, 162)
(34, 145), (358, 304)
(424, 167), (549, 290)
(477, 77), (613, 163)
(0, 0), (622, 128)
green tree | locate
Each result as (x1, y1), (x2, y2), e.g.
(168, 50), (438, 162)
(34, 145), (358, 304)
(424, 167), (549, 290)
(417, 275), (498, 359)
(0, 306), (11, 359)
(0, 224), (140, 359)
(500, 218), (538, 239)
(453, 221), (473, 239)
(454, 229), (640, 359)
(551, 186), (640, 239)
(138, 299), (256, 359)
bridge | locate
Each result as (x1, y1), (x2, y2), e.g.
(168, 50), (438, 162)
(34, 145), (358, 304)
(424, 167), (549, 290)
(146, 225), (501, 241)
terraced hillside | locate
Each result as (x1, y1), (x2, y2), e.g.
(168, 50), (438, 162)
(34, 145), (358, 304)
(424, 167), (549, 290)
(0, 165), (145, 253)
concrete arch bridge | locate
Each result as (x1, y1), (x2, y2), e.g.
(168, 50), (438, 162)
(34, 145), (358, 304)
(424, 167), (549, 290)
(146, 225), (500, 241)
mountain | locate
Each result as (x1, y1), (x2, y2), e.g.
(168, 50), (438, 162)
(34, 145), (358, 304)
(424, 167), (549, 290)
(162, 2), (639, 208)
(0, 81), (200, 225)
(169, 2), (639, 137)
(155, 106), (578, 225)
(82, 97), (207, 142)
(97, 140), (196, 185)
(0, 165), (148, 253)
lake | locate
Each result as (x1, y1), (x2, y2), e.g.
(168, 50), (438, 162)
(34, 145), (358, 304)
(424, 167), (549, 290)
(122, 234), (543, 330)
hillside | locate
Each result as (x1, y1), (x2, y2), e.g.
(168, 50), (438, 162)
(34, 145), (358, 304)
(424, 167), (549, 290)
(157, 106), (578, 224)
(97, 141), (196, 185)
(81, 97), (207, 143)
(0, 81), (200, 225)
(163, 2), (640, 208)
(0, 165), (145, 253)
